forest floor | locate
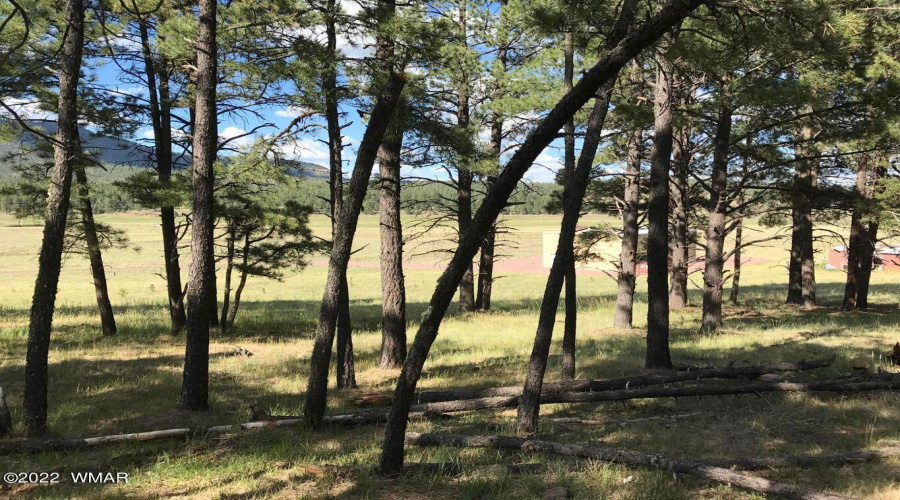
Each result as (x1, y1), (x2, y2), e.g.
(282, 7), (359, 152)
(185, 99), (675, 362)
(0, 212), (898, 499)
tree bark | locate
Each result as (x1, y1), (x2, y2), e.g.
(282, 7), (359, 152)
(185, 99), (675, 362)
(669, 103), (690, 309)
(74, 165), (117, 336)
(476, 1), (507, 312)
(138, 19), (186, 334)
(180, 0), (217, 411)
(322, 0), (356, 389)
(23, 0), (85, 437)
(856, 220), (878, 309)
(378, 0), (706, 473)
(700, 106), (732, 332)
(842, 168), (867, 311)
(516, 0), (643, 433)
(303, 2), (406, 424)
(645, 45), (676, 369)
(455, 1), (476, 314)
(855, 165), (884, 309)
(561, 31), (577, 382)
(788, 121), (816, 307)
(220, 226), (235, 331)
(729, 211), (743, 305)
(226, 233), (250, 327)
(614, 129), (642, 329)
(336, 274), (357, 389)
(405, 433), (852, 500)
(378, 115), (407, 369)
(516, 83), (618, 434)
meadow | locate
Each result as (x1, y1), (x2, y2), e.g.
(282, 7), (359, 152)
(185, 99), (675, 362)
(0, 211), (898, 499)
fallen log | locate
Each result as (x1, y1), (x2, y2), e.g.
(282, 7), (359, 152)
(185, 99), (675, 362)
(405, 432), (850, 500)
(412, 360), (832, 404)
(293, 461), (546, 477)
(416, 378), (900, 415)
(695, 445), (900, 470)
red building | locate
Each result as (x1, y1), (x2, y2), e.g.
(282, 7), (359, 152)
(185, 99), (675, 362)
(827, 245), (900, 271)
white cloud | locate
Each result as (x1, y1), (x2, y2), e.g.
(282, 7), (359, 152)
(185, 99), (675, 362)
(275, 106), (310, 118)
(219, 126), (254, 150)
(340, 0), (362, 15)
(276, 137), (329, 162)
(1, 97), (55, 121)
(524, 152), (562, 183)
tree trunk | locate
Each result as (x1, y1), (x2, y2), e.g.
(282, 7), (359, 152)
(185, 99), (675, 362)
(476, 203), (496, 311)
(321, 0), (357, 389)
(378, 115), (407, 369)
(788, 121), (816, 307)
(304, 0), (404, 423)
(516, 83), (617, 434)
(226, 234), (250, 327)
(669, 105), (690, 309)
(614, 128), (642, 329)
(378, 0), (704, 472)
(220, 227), (234, 332)
(74, 165), (117, 337)
(336, 274), (357, 389)
(645, 47), (675, 369)
(476, 1), (507, 312)
(455, 2), (475, 314)
(729, 213), (743, 305)
(842, 168), (867, 310)
(700, 107), (732, 332)
(139, 19), (186, 334)
(856, 165), (884, 309)
(23, 0), (85, 437)
(856, 220), (878, 310)
(561, 31), (577, 382)
(180, 0), (217, 411)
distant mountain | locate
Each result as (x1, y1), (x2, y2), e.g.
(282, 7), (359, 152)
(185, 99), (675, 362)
(0, 120), (330, 180)
(0, 119), (166, 168)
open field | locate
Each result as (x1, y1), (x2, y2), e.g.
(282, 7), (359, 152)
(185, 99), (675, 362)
(1, 212), (899, 499)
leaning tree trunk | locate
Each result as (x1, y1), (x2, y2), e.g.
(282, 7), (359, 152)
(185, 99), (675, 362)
(614, 128), (642, 329)
(842, 168), (867, 311)
(516, 81), (618, 434)
(320, 0), (357, 389)
(560, 31), (577, 382)
(517, 1), (640, 433)
(180, 0), (217, 412)
(74, 165), (117, 336)
(378, 0), (703, 473)
(669, 107), (690, 309)
(645, 44), (676, 369)
(23, 0), (85, 436)
(138, 18), (186, 334)
(303, 0), (405, 423)
(378, 115), (407, 369)
(700, 107), (732, 332)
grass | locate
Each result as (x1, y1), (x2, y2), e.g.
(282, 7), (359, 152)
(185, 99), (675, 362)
(0, 211), (899, 499)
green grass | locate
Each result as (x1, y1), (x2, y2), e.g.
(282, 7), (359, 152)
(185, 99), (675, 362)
(0, 211), (899, 499)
